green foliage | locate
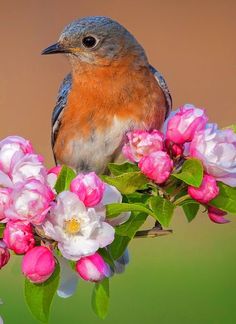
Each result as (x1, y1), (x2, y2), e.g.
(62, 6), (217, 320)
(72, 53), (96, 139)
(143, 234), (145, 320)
(0, 223), (5, 238)
(91, 278), (110, 319)
(210, 182), (236, 214)
(106, 202), (154, 218)
(149, 196), (175, 227)
(102, 171), (148, 194)
(109, 212), (148, 260)
(54, 165), (76, 194)
(115, 212), (148, 238)
(24, 262), (60, 323)
(182, 202), (200, 222)
(108, 162), (139, 175)
(109, 234), (131, 260)
(98, 248), (115, 270)
(172, 158), (203, 187)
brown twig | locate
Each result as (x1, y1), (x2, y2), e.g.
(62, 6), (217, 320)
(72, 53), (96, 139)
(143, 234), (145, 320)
(135, 227), (173, 238)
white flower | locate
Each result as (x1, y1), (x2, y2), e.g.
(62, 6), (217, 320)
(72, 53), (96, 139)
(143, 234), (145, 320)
(43, 191), (115, 261)
(100, 184), (131, 226)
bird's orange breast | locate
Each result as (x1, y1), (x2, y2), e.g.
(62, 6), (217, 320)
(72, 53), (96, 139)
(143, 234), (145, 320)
(53, 60), (166, 169)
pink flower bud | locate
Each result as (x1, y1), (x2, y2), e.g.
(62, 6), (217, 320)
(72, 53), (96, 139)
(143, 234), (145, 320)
(122, 130), (164, 162)
(188, 174), (219, 204)
(22, 246), (56, 283)
(208, 207), (229, 224)
(3, 220), (35, 254)
(0, 240), (10, 269)
(138, 151), (173, 184)
(0, 188), (11, 222)
(47, 165), (62, 188)
(5, 179), (55, 225)
(76, 253), (110, 282)
(166, 104), (208, 144)
(0, 136), (34, 174)
(70, 172), (105, 207)
(164, 139), (184, 157)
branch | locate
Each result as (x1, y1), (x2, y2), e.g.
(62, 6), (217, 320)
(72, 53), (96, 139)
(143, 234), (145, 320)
(135, 227), (173, 238)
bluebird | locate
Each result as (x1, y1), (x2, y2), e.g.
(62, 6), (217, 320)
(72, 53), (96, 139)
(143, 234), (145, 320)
(42, 16), (172, 174)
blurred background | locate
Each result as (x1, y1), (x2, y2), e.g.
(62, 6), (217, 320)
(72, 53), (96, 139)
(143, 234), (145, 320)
(0, 0), (235, 323)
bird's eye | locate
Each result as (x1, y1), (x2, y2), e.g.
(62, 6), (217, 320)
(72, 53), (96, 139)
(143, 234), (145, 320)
(82, 36), (98, 48)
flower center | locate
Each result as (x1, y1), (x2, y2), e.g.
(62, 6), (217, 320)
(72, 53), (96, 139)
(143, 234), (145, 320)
(64, 218), (81, 235)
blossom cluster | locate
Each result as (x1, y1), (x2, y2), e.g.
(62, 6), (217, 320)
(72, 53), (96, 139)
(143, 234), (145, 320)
(123, 104), (236, 223)
(0, 137), (130, 286)
(0, 104), (235, 322)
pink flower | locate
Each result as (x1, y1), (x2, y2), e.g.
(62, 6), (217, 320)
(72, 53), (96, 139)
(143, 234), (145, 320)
(0, 240), (10, 269)
(208, 207), (229, 224)
(70, 172), (105, 207)
(0, 136), (34, 174)
(166, 104), (208, 144)
(122, 130), (164, 162)
(188, 174), (219, 204)
(76, 253), (110, 282)
(3, 220), (35, 254)
(47, 165), (62, 189)
(0, 188), (11, 222)
(138, 151), (173, 184)
(5, 179), (55, 225)
(22, 246), (55, 283)
(190, 124), (236, 187)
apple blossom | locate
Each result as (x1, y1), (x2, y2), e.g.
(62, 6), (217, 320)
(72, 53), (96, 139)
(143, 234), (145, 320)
(42, 191), (115, 261)
(0, 188), (11, 222)
(138, 151), (173, 184)
(3, 220), (35, 254)
(188, 174), (219, 204)
(190, 124), (236, 186)
(208, 207), (229, 224)
(47, 165), (62, 189)
(0, 241), (10, 270)
(5, 179), (55, 225)
(122, 129), (164, 162)
(70, 172), (105, 207)
(166, 104), (208, 144)
(76, 253), (110, 282)
(22, 246), (55, 283)
(0, 136), (34, 174)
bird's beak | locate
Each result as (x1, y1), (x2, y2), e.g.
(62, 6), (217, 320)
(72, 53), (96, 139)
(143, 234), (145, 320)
(41, 42), (70, 55)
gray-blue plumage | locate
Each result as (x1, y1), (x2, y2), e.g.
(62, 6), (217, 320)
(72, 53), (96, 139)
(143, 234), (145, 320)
(51, 67), (172, 154)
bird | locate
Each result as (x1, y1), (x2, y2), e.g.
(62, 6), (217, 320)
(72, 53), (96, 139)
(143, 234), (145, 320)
(42, 16), (172, 174)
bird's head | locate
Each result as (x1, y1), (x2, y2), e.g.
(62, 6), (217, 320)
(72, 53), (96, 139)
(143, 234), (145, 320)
(42, 16), (147, 68)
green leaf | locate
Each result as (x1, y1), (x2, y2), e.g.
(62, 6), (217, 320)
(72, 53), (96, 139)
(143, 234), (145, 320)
(91, 278), (110, 319)
(149, 196), (175, 227)
(182, 203), (200, 222)
(109, 234), (131, 260)
(102, 172), (148, 194)
(0, 224), (5, 238)
(54, 165), (76, 194)
(106, 202), (154, 218)
(210, 182), (236, 214)
(108, 162), (139, 176)
(223, 125), (236, 133)
(115, 212), (148, 238)
(24, 262), (60, 323)
(109, 212), (148, 260)
(124, 192), (150, 204)
(172, 158), (203, 187)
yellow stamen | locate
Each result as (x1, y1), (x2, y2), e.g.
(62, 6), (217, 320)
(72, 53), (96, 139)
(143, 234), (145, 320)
(64, 218), (81, 235)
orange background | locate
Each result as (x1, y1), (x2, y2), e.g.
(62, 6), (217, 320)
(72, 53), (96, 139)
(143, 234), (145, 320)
(0, 0), (235, 166)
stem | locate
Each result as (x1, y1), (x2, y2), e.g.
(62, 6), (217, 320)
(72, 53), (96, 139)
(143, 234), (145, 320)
(135, 227), (173, 238)
(173, 194), (191, 206)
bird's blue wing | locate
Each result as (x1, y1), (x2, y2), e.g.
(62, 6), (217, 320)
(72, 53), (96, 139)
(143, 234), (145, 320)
(149, 65), (172, 119)
(51, 73), (72, 150)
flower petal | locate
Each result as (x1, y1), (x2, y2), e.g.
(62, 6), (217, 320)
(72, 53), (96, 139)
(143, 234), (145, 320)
(57, 257), (79, 298)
